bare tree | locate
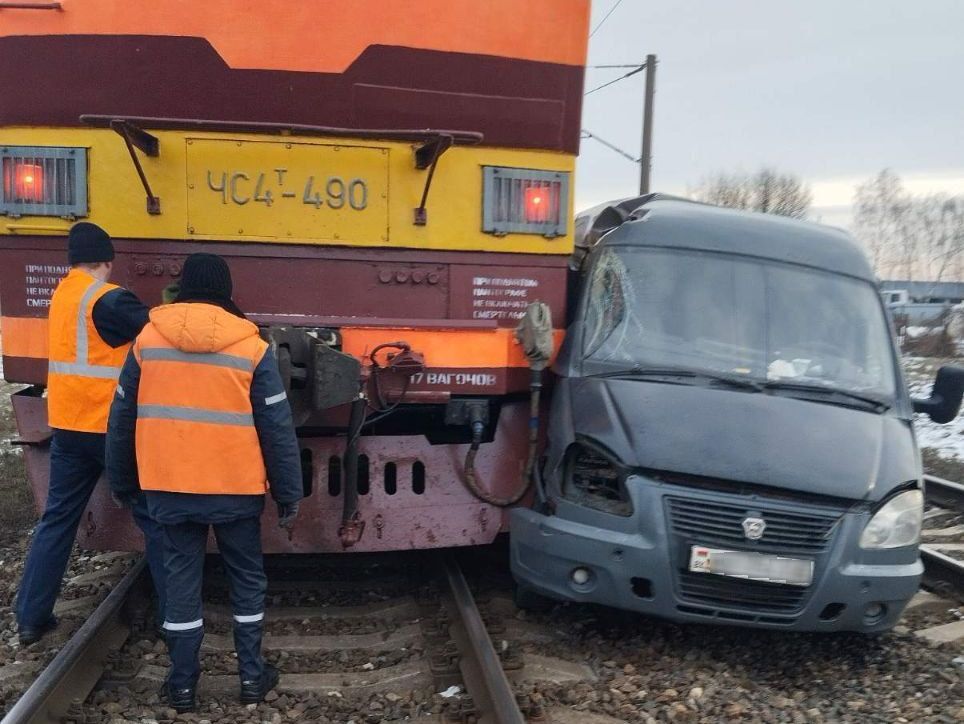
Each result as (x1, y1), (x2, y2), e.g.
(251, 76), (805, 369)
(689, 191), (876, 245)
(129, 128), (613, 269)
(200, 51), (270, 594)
(689, 168), (812, 219)
(852, 170), (964, 280)
(691, 171), (753, 210)
(909, 195), (964, 282)
(852, 170), (909, 277)
(767, 171), (813, 218)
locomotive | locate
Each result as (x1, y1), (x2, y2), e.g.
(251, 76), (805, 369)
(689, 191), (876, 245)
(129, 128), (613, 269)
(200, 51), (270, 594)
(0, 0), (590, 553)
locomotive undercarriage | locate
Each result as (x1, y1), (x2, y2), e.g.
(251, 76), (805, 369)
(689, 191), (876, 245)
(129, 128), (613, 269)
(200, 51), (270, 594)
(1, 237), (565, 553)
(11, 381), (536, 553)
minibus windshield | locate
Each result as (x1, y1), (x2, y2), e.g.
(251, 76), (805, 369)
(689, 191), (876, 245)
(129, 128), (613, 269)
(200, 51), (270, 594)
(582, 247), (897, 400)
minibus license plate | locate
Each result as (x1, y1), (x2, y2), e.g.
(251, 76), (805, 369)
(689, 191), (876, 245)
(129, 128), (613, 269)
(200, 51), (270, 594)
(688, 546), (813, 587)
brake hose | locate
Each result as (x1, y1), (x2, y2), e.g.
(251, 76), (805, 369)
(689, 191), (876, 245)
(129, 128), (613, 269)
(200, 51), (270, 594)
(460, 368), (542, 507)
(459, 302), (553, 507)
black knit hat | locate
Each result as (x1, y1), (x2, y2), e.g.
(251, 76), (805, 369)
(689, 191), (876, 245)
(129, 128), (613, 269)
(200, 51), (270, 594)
(176, 253), (233, 302)
(68, 222), (114, 265)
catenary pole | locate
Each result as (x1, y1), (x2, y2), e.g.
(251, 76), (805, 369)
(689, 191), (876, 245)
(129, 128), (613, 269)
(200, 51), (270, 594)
(639, 54), (657, 194)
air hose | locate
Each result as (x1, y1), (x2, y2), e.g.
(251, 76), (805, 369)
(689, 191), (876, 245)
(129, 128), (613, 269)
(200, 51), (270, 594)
(460, 302), (553, 507)
(338, 391), (367, 548)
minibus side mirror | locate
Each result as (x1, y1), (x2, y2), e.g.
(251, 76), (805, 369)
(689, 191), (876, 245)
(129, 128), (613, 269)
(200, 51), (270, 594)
(912, 365), (964, 423)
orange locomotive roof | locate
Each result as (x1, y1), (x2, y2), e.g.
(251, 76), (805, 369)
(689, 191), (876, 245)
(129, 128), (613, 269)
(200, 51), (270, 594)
(0, 0), (590, 72)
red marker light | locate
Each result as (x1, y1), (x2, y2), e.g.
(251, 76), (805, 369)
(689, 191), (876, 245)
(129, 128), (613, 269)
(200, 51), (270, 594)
(524, 186), (549, 223)
(15, 163), (44, 202)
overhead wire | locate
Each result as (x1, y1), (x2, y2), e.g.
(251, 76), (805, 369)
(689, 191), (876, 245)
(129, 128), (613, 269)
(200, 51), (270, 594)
(585, 0), (646, 167)
(580, 129), (640, 164)
(589, 0), (625, 38)
(584, 62), (646, 96)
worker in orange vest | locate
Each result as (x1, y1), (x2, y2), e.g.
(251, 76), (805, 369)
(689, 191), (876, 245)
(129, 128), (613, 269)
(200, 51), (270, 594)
(106, 253), (302, 713)
(15, 222), (167, 645)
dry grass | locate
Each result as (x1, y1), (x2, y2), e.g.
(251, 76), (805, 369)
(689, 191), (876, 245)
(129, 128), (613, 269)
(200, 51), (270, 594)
(0, 380), (37, 543)
(902, 330), (958, 358)
(921, 447), (964, 483)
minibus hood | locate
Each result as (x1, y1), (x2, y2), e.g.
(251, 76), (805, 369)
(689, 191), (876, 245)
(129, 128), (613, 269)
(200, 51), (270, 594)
(567, 377), (917, 502)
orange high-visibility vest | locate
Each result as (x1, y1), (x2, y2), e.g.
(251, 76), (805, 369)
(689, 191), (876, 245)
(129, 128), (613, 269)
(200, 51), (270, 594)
(47, 269), (130, 433)
(133, 304), (270, 495)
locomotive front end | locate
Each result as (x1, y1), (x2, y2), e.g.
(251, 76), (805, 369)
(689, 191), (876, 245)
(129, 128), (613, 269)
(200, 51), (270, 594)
(0, 0), (591, 553)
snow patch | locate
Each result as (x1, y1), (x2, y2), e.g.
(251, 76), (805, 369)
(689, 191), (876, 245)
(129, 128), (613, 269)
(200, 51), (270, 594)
(906, 326), (942, 338)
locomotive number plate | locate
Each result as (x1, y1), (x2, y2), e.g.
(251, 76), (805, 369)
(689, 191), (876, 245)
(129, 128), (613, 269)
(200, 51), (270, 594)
(185, 138), (389, 243)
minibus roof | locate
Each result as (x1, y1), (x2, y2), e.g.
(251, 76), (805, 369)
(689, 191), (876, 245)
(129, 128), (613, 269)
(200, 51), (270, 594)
(584, 196), (876, 282)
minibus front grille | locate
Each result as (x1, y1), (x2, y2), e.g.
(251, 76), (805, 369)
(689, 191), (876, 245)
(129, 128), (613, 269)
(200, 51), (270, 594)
(666, 496), (842, 554)
(677, 572), (808, 613)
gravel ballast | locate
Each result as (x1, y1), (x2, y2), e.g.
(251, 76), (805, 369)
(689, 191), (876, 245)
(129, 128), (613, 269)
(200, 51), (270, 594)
(519, 604), (964, 723)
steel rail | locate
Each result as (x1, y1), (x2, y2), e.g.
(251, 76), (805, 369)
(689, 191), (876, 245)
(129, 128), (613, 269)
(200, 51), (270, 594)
(921, 477), (964, 597)
(923, 474), (964, 511)
(1, 559), (147, 724)
(442, 556), (526, 724)
(920, 545), (964, 597)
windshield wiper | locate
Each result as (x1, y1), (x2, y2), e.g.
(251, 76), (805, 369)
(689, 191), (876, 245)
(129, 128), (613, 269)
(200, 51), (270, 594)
(590, 366), (764, 391)
(763, 380), (891, 412)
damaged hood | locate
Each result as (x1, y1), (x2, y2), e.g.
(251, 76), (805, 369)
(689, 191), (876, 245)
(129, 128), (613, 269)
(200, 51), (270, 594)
(148, 303), (259, 353)
(568, 377), (918, 502)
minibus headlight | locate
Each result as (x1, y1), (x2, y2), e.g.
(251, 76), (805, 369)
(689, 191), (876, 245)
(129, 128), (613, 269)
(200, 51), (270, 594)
(561, 442), (633, 516)
(859, 490), (923, 549)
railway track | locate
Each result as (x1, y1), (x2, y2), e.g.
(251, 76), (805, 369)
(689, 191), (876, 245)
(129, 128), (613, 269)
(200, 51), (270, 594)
(0, 559), (149, 724)
(1, 551), (596, 724)
(921, 474), (964, 597)
(3, 477), (962, 724)
(442, 556), (527, 723)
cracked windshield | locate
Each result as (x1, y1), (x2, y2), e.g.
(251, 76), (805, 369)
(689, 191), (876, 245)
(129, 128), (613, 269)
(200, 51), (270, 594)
(584, 247), (897, 398)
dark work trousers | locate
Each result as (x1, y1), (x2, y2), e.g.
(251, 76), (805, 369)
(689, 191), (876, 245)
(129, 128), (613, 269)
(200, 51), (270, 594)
(15, 430), (168, 630)
(161, 516), (266, 689)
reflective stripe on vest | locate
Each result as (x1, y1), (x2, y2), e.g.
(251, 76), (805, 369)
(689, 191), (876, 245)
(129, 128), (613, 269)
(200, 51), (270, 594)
(47, 271), (131, 433)
(48, 361), (123, 378)
(48, 279), (121, 382)
(75, 280), (103, 366)
(137, 404), (255, 427)
(138, 347), (255, 371)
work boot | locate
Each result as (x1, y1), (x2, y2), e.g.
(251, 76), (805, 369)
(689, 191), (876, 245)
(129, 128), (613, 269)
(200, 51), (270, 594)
(240, 663), (279, 704)
(18, 616), (58, 646)
(159, 681), (197, 714)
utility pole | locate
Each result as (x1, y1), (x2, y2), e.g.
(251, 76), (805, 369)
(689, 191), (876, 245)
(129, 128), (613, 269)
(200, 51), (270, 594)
(639, 54), (657, 194)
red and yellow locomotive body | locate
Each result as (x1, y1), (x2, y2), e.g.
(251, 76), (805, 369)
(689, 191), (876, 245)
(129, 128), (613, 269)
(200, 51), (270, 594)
(0, 0), (590, 552)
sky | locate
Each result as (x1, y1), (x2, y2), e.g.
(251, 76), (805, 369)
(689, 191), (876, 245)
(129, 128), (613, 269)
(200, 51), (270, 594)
(576, 0), (964, 229)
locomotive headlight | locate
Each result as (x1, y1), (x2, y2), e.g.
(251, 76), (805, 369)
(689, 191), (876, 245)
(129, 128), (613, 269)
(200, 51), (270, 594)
(859, 490), (923, 549)
(1, 146), (88, 217)
(481, 166), (569, 238)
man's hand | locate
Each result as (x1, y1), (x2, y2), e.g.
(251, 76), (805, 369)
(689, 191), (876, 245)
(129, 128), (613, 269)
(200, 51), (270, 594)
(277, 501), (300, 531)
(161, 283), (180, 305)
